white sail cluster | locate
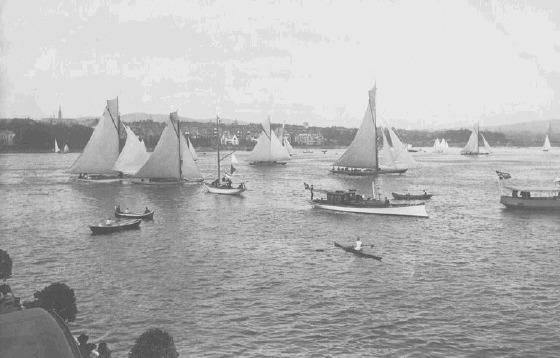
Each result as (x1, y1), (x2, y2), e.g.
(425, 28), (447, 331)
(248, 116), (292, 164)
(432, 138), (449, 153)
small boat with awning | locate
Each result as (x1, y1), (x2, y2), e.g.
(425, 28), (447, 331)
(496, 171), (560, 210)
(89, 219), (141, 234)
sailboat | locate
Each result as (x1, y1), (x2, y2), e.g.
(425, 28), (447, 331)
(131, 111), (203, 184)
(68, 97), (123, 181)
(461, 123), (491, 155)
(247, 116), (291, 165)
(331, 87), (407, 175)
(112, 125), (149, 175)
(54, 139), (60, 153)
(543, 135), (552, 151)
(205, 117), (246, 195)
(62, 143), (69, 154)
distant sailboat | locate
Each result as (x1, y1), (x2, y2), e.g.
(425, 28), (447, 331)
(54, 139), (60, 153)
(331, 87), (407, 175)
(62, 143), (69, 154)
(543, 135), (551, 152)
(132, 111), (203, 184)
(461, 123), (491, 155)
(69, 97), (122, 181)
(248, 116), (291, 165)
(432, 138), (441, 153)
(112, 125), (149, 175)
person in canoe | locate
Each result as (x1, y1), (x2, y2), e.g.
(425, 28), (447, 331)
(144, 207), (150, 214)
(354, 238), (362, 251)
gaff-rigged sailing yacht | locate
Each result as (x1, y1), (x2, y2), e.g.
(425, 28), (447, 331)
(205, 117), (246, 195)
(247, 116), (291, 166)
(331, 87), (408, 175)
(68, 97), (123, 182)
(461, 123), (491, 155)
(131, 111), (203, 184)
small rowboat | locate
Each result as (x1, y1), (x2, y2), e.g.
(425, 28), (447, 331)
(334, 242), (382, 261)
(115, 207), (155, 219)
(392, 192), (433, 200)
(89, 219), (141, 234)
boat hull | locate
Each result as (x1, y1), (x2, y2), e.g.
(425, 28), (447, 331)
(392, 192), (433, 200)
(334, 242), (382, 260)
(331, 168), (407, 176)
(460, 152), (490, 155)
(500, 196), (560, 210)
(205, 184), (246, 195)
(89, 219), (141, 234)
(312, 201), (428, 218)
(115, 210), (155, 219)
(249, 161), (287, 166)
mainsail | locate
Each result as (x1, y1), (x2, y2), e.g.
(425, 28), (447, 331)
(54, 139), (60, 153)
(112, 126), (150, 175)
(63, 144), (69, 153)
(248, 116), (292, 163)
(461, 124), (480, 154)
(69, 97), (120, 174)
(333, 87), (378, 169)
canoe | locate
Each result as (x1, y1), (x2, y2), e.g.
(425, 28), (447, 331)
(115, 208), (155, 219)
(392, 192), (433, 200)
(89, 219), (141, 234)
(334, 242), (382, 261)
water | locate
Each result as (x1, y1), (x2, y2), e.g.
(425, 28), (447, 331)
(1, 148), (560, 357)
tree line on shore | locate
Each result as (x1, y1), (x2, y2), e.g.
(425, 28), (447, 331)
(1, 117), (537, 153)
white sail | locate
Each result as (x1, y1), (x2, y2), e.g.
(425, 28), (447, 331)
(180, 133), (203, 181)
(333, 87), (378, 169)
(543, 135), (551, 151)
(461, 125), (479, 154)
(280, 122), (293, 156)
(248, 116), (291, 162)
(112, 126), (149, 175)
(481, 134), (492, 153)
(133, 112), (181, 179)
(187, 136), (198, 161)
(63, 144), (69, 153)
(54, 139), (60, 153)
(441, 138), (448, 151)
(69, 98), (120, 174)
(378, 129), (396, 169)
(432, 138), (441, 153)
(388, 127), (416, 167)
(284, 138), (294, 155)
(231, 154), (239, 164)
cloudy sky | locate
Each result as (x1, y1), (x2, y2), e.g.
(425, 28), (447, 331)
(1, 0), (560, 129)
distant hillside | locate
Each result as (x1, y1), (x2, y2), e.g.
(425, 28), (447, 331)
(121, 113), (243, 125)
(486, 119), (559, 134)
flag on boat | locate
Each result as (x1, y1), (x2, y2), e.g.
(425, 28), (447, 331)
(230, 164), (236, 174)
(304, 182), (310, 190)
(496, 170), (511, 180)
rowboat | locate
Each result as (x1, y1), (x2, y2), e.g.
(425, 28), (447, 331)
(114, 206), (155, 219)
(392, 192), (433, 200)
(334, 242), (382, 261)
(89, 219), (141, 234)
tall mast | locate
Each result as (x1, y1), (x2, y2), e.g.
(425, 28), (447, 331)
(368, 86), (379, 170)
(217, 116), (221, 181)
(178, 118), (182, 179)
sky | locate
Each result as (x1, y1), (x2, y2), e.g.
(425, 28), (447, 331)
(1, 0), (560, 129)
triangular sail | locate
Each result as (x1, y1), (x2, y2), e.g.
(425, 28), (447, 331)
(187, 136), (198, 161)
(231, 154), (239, 164)
(333, 87), (378, 169)
(69, 98), (120, 174)
(461, 125), (479, 154)
(284, 138), (294, 155)
(481, 134), (492, 153)
(432, 138), (440, 153)
(180, 133), (203, 181)
(112, 126), (150, 175)
(388, 127), (416, 167)
(133, 112), (181, 179)
(54, 139), (60, 153)
(378, 128), (396, 169)
(543, 135), (551, 151)
(63, 144), (69, 153)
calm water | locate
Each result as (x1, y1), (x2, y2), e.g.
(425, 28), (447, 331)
(1, 148), (560, 357)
